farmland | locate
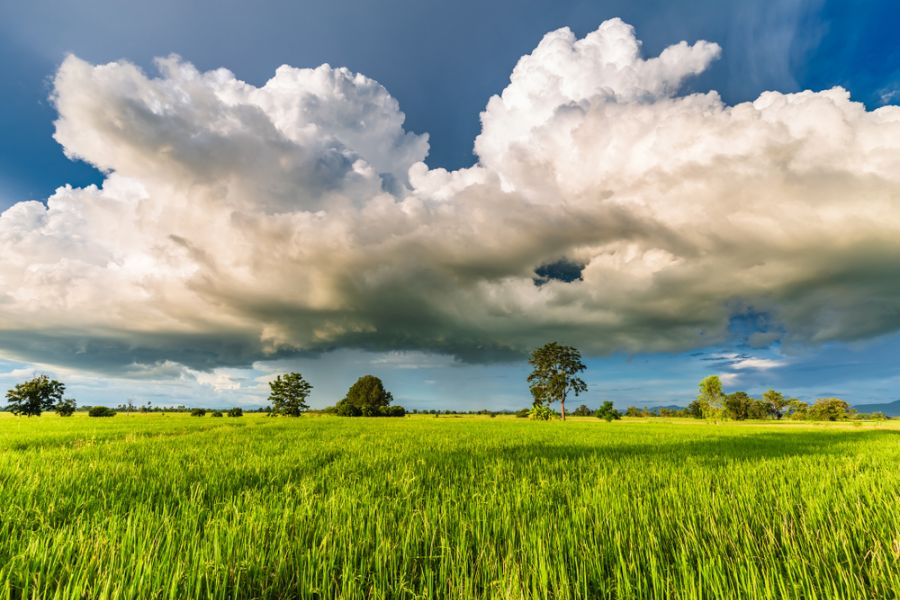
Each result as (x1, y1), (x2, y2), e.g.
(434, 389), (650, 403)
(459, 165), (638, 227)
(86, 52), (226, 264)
(0, 413), (897, 599)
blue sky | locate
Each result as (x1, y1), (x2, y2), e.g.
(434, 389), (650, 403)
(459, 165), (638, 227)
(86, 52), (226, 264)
(1, 0), (900, 410)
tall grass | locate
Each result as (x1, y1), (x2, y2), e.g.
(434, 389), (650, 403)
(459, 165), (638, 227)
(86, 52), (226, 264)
(0, 413), (897, 598)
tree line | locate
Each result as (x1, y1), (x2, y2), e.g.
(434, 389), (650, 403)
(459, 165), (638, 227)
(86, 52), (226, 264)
(2, 344), (891, 420)
(1, 372), (407, 418)
(520, 344), (888, 421)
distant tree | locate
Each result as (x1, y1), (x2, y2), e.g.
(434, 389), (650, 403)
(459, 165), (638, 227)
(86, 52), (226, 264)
(723, 391), (752, 420)
(529, 404), (554, 421)
(55, 398), (77, 417)
(808, 398), (850, 421)
(335, 375), (396, 416)
(594, 401), (621, 422)
(572, 404), (593, 417)
(381, 405), (406, 417)
(227, 407), (243, 417)
(856, 411), (887, 421)
(748, 398), (777, 420)
(211, 410), (224, 417)
(784, 398), (808, 420)
(515, 408), (530, 418)
(762, 389), (787, 418)
(88, 406), (116, 417)
(5, 375), (65, 417)
(527, 342), (587, 421)
(269, 372), (312, 416)
(686, 399), (704, 419)
(696, 376), (724, 419)
(190, 408), (207, 417)
(624, 406), (643, 417)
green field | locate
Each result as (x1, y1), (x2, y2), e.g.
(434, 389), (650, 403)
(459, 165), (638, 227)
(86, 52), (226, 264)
(0, 414), (897, 599)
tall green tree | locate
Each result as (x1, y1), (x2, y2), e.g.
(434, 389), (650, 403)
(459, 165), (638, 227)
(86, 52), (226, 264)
(527, 342), (587, 421)
(5, 375), (65, 417)
(696, 375), (724, 419)
(335, 375), (396, 416)
(268, 372), (312, 416)
(723, 391), (752, 420)
(762, 389), (787, 418)
(808, 398), (851, 421)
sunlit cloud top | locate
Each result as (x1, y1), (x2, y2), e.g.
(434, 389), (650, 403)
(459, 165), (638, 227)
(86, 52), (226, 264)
(0, 18), (899, 391)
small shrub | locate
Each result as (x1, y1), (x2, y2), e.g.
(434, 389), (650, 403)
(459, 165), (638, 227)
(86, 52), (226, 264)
(55, 398), (77, 417)
(190, 408), (207, 417)
(380, 405), (406, 417)
(529, 405), (553, 421)
(227, 407), (243, 417)
(335, 402), (362, 417)
(515, 408), (530, 418)
(211, 410), (223, 417)
(88, 406), (116, 417)
(594, 401), (622, 422)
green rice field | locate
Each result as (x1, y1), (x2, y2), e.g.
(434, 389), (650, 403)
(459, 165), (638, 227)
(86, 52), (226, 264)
(0, 413), (897, 599)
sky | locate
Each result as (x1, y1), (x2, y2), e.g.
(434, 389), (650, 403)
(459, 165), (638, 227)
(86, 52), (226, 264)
(1, 0), (900, 410)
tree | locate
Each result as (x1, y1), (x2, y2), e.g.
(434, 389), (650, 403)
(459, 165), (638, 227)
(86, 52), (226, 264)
(55, 398), (77, 417)
(686, 399), (704, 419)
(5, 375), (65, 417)
(572, 404), (592, 417)
(269, 372), (312, 416)
(594, 401), (621, 422)
(808, 398), (850, 421)
(527, 342), (587, 421)
(747, 398), (777, 420)
(335, 375), (394, 416)
(227, 407), (243, 417)
(723, 391), (752, 420)
(784, 398), (808, 420)
(190, 408), (207, 417)
(762, 389), (787, 418)
(696, 375), (724, 419)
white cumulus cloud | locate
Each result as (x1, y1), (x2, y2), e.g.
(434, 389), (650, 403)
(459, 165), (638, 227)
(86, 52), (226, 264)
(2, 18), (900, 377)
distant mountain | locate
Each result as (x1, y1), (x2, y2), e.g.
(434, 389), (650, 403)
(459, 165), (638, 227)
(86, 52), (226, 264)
(851, 399), (900, 417)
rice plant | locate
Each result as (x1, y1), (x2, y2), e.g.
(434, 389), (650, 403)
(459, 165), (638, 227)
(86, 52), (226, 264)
(0, 413), (897, 598)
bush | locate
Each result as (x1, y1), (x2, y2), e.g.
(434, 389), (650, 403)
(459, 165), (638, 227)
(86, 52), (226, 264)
(515, 408), (530, 418)
(55, 398), (77, 417)
(334, 402), (362, 417)
(380, 405), (406, 417)
(529, 405), (554, 421)
(227, 407), (243, 417)
(211, 410), (223, 417)
(190, 408), (207, 417)
(594, 401), (621, 422)
(88, 406), (116, 417)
